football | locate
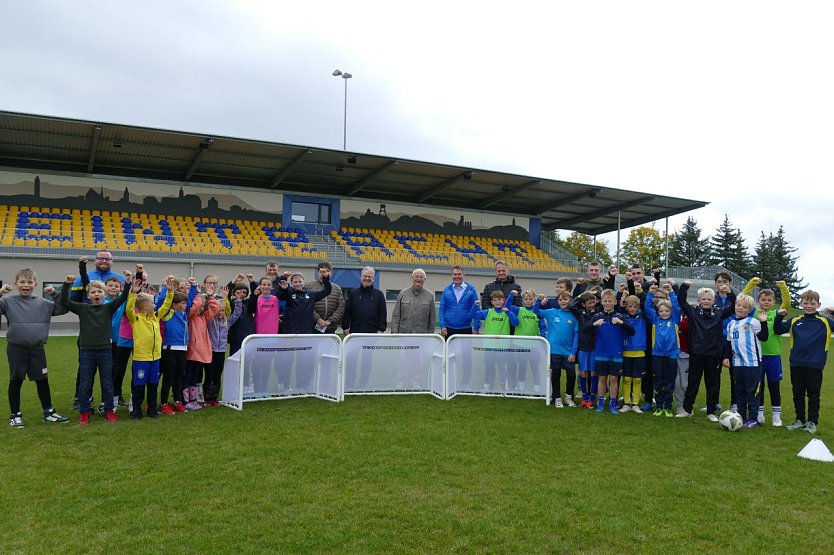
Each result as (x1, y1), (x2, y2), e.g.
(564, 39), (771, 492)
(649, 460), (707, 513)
(719, 410), (743, 431)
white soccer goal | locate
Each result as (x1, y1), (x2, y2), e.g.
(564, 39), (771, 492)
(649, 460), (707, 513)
(446, 335), (549, 402)
(221, 334), (342, 410)
(341, 333), (445, 399)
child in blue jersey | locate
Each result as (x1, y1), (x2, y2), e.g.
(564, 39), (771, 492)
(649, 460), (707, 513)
(722, 294), (769, 428)
(472, 290), (520, 392)
(774, 290), (834, 434)
(158, 286), (197, 414)
(645, 289), (682, 416)
(587, 289), (635, 414)
(576, 291), (599, 408)
(621, 295), (648, 413)
(507, 290), (547, 395)
(534, 291), (579, 408)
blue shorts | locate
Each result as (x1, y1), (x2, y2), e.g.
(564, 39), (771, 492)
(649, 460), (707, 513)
(550, 354), (575, 372)
(622, 356), (646, 378)
(577, 350), (595, 373)
(595, 358), (623, 377)
(760, 355), (782, 382)
(132, 359), (160, 385)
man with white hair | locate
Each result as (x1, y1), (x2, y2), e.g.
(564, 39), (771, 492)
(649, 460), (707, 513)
(342, 267), (387, 390)
(390, 269), (436, 334)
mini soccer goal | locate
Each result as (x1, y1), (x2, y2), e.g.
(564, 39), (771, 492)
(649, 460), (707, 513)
(341, 333), (445, 399)
(446, 335), (549, 402)
(221, 334), (342, 410)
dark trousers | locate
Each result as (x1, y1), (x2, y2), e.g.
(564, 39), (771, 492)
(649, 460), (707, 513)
(652, 355), (677, 410)
(731, 365), (760, 421)
(791, 366), (823, 424)
(683, 353), (722, 414)
(160, 348), (186, 405)
(642, 355), (654, 403)
(549, 354), (576, 401)
(78, 348), (114, 414)
(204, 351), (226, 401)
(131, 382), (159, 418)
(446, 328), (472, 389)
(8, 378), (52, 414)
(113, 345), (133, 400)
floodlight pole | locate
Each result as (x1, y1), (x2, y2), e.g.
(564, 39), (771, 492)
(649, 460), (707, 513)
(332, 69), (353, 151)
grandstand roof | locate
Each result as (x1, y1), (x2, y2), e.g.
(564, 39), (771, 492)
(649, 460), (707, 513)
(0, 110), (707, 234)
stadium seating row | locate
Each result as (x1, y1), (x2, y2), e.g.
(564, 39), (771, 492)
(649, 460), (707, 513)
(0, 204), (568, 271)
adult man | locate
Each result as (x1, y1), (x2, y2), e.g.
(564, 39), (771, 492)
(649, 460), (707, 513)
(309, 261), (345, 334)
(342, 267), (387, 390)
(249, 260), (284, 295)
(573, 261), (616, 298)
(481, 261), (522, 307)
(390, 269), (436, 334)
(69, 251), (124, 411)
(439, 266), (479, 390)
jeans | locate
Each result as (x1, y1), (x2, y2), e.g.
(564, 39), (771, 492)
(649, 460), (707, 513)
(79, 348), (114, 414)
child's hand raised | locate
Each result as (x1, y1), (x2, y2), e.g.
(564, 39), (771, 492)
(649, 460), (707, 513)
(474, 300), (481, 307)
(220, 286), (229, 297)
(777, 309), (788, 316)
(0, 284), (12, 295)
(79, 255), (88, 263)
(682, 280), (692, 287)
(611, 316), (623, 325)
(166, 275), (176, 288)
(65, 275), (75, 283)
(756, 311), (768, 322)
(188, 276), (197, 286)
(608, 265), (618, 276)
(246, 273), (254, 282)
(750, 277), (762, 285)
(234, 273), (245, 284)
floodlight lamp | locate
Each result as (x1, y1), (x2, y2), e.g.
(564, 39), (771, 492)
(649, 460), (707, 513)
(332, 69), (343, 77)
(343, 73), (352, 79)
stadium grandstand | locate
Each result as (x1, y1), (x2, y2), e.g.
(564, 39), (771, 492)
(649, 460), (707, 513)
(0, 110), (709, 329)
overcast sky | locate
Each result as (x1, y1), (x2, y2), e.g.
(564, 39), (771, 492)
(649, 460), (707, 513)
(2, 1), (832, 304)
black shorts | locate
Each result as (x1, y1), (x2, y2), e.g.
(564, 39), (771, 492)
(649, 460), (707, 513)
(7, 343), (48, 381)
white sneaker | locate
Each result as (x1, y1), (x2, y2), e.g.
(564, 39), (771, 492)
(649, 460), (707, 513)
(675, 410), (693, 418)
(772, 413), (782, 427)
(553, 398), (564, 408)
(699, 406), (707, 413)
(675, 407), (687, 416)
(563, 396), (576, 408)
(707, 414), (719, 422)
(757, 411), (766, 425)
(620, 404), (631, 413)
(631, 405), (643, 414)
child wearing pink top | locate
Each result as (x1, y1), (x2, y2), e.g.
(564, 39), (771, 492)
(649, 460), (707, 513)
(184, 291), (220, 409)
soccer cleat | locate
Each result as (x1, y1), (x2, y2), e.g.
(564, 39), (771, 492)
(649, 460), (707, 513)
(105, 411), (118, 423)
(553, 398), (564, 408)
(174, 401), (187, 413)
(631, 405), (643, 414)
(675, 410), (693, 418)
(609, 404), (620, 415)
(804, 421), (817, 434)
(620, 404), (631, 413)
(743, 419), (758, 428)
(640, 403), (653, 412)
(42, 409), (69, 423)
(9, 413), (24, 428)
(653, 408), (664, 417)
(786, 419), (805, 430)
(772, 413), (782, 427)
(160, 403), (174, 416)
(706, 414), (719, 422)
(563, 396), (576, 408)
(664, 409), (674, 417)
(578, 400), (589, 408)
(595, 403), (604, 413)
(79, 412), (90, 425)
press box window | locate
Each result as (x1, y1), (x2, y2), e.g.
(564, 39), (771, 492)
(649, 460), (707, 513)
(291, 202), (331, 224)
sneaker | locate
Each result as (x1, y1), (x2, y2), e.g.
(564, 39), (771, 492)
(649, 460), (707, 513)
(805, 421), (817, 434)
(174, 401), (188, 413)
(71, 399), (80, 411)
(620, 404), (631, 413)
(117, 396), (129, 407)
(160, 403), (175, 416)
(79, 412), (90, 425)
(631, 405), (643, 414)
(42, 409), (69, 423)
(675, 410), (693, 418)
(730, 404), (739, 414)
(185, 402), (201, 411)
(675, 407), (687, 417)
(563, 396), (576, 408)
(553, 398), (564, 408)
(105, 411), (118, 423)
(786, 419), (805, 431)
(664, 409), (674, 418)
(757, 412), (766, 425)
(595, 403), (604, 413)
(640, 403), (653, 412)
(653, 408), (664, 417)
(9, 413), (24, 428)
(96, 403), (106, 417)
(772, 413), (782, 427)
(706, 414), (719, 422)
(743, 419), (758, 428)
(609, 405), (620, 415)
(698, 406), (707, 413)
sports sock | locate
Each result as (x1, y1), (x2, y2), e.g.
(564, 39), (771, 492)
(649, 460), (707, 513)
(579, 375), (588, 400)
(621, 377), (633, 404)
(633, 377), (642, 405)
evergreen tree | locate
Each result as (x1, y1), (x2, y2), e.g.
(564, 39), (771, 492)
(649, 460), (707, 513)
(669, 216), (710, 267)
(620, 225), (666, 272)
(708, 214), (751, 276)
(560, 231), (613, 267)
(752, 226), (806, 304)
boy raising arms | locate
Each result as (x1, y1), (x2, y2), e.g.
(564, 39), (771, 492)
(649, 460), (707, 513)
(773, 290), (834, 434)
(588, 289), (635, 414)
(1, 269), (70, 428)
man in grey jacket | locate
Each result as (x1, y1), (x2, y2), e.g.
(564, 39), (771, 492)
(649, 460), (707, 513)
(391, 268), (436, 334)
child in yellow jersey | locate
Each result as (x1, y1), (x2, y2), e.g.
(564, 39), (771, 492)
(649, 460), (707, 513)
(125, 274), (175, 420)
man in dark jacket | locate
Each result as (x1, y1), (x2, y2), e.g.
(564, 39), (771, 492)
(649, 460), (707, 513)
(342, 266), (387, 389)
(481, 261), (523, 307)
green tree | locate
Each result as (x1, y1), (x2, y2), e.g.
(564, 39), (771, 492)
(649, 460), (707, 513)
(669, 216), (710, 267)
(560, 231), (613, 267)
(619, 225), (666, 272)
(752, 226), (806, 304)
(708, 214), (751, 276)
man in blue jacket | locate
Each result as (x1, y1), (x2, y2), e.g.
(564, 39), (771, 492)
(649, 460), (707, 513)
(439, 266), (478, 390)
